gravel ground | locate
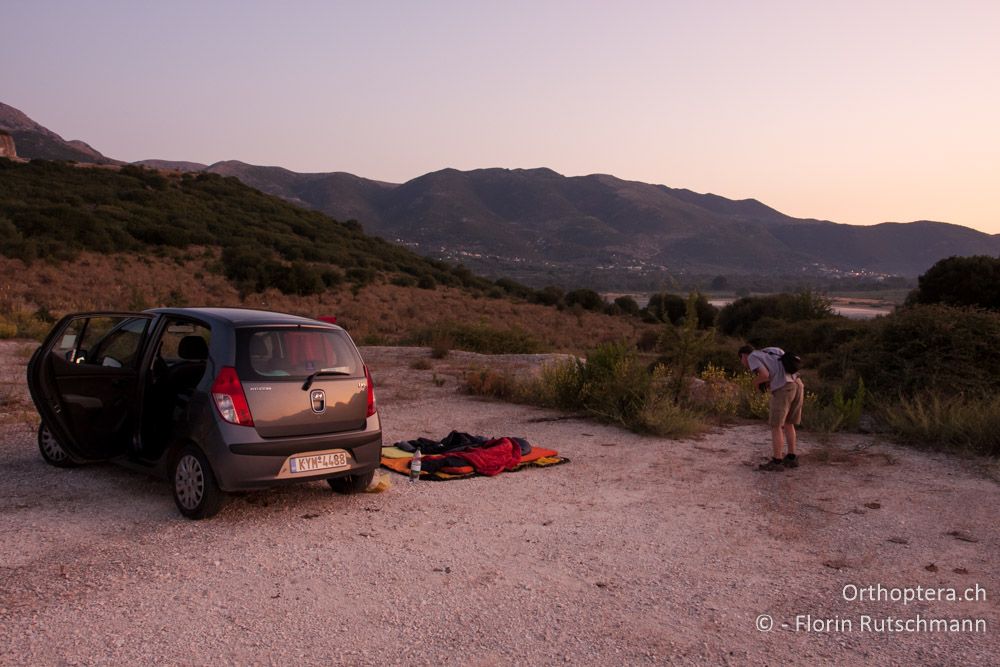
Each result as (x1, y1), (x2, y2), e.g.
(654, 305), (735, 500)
(1, 341), (998, 666)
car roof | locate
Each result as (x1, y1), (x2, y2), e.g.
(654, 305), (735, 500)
(146, 307), (342, 330)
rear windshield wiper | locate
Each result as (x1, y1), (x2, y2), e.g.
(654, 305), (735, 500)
(302, 368), (352, 391)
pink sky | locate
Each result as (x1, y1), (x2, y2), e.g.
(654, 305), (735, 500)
(2, 1), (998, 233)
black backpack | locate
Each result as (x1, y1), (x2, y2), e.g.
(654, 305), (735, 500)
(779, 350), (802, 374)
(766, 348), (802, 374)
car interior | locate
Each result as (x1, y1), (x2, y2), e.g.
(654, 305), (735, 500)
(140, 319), (211, 460)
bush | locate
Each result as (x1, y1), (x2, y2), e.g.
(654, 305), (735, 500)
(464, 367), (524, 402)
(465, 342), (706, 438)
(531, 285), (565, 307)
(850, 305), (1000, 397)
(613, 295), (640, 316)
(564, 288), (606, 312)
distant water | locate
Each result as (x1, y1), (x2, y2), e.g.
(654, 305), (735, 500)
(614, 295), (892, 320)
(705, 299), (891, 320)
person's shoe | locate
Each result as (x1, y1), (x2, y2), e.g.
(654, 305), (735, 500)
(783, 454), (799, 469)
(757, 458), (785, 472)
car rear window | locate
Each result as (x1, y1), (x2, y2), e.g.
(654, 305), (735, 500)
(236, 327), (363, 380)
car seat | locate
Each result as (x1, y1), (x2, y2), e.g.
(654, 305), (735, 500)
(169, 336), (209, 398)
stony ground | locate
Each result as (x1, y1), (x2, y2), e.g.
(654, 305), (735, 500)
(1, 341), (997, 666)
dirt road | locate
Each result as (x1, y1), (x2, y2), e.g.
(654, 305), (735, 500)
(1, 342), (997, 665)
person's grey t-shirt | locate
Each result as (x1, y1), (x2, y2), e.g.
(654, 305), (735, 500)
(748, 347), (790, 391)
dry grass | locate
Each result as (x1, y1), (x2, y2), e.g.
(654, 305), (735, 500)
(0, 251), (655, 352)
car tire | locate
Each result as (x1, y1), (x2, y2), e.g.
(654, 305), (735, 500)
(37, 422), (80, 468)
(327, 469), (375, 495)
(172, 445), (226, 519)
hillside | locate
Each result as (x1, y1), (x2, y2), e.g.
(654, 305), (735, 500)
(0, 159), (497, 297)
(0, 158), (654, 350)
(0, 102), (119, 164)
(191, 162), (1000, 284)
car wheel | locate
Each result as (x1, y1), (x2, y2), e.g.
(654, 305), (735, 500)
(172, 445), (226, 519)
(327, 469), (375, 495)
(37, 423), (79, 468)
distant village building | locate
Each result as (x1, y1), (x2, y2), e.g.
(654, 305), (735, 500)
(0, 130), (17, 159)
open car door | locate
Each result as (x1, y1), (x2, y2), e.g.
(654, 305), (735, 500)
(27, 312), (154, 462)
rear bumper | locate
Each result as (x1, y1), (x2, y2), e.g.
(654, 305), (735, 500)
(207, 414), (382, 492)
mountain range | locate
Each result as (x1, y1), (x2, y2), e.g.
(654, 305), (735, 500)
(3, 101), (997, 286)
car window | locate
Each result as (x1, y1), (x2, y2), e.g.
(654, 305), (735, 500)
(53, 316), (149, 370)
(238, 328), (362, 379)
(156, 320), (211, 364)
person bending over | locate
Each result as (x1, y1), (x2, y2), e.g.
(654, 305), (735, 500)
(738, 344), (804, 471)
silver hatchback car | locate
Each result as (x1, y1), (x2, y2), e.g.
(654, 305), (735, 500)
(27, 308), (382, 519)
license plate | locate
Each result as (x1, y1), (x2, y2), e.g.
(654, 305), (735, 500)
(289, 452), (348, 474)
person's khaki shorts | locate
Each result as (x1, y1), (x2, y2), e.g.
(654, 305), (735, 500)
(769, 378), (804, 428)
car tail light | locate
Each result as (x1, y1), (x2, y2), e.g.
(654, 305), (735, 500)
(364, 365), (376, 417)
(211, 366), (254, 426)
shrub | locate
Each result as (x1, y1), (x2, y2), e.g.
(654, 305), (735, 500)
(802, 381), (868, 435)
(465, 343), (706, 438)
(564, 288), (606, 312)
(850, 305), (1000, 397)
(409, 358), (432, 370)
(831, 378), (866, 430)
(576, 343), (652, 426)
(464, 367), (524, 402)
(532, 285), (565, 308)
(690, 364), (741, 417)
(429, 331), (452, 359)
(613, 295), (640, 316)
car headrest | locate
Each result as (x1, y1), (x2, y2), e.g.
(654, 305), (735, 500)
(178, 336), (208, 361)
(249, 336), (269, 358)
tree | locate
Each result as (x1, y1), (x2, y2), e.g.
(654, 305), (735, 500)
(613, 295), (640, 316)
(909, 255), (1000, 311)
(658, 294), (716, 403)
(564, 288), (605, 311)
(645, 292), (686, 324)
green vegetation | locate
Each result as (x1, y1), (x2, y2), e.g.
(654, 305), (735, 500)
(0, 160), (537, 299)
(717, 290), (834, 337)
(881, 394), (1000, 456)
(468, 274), (1000, 456)
(906, 255), (1000, 311)
(849, 305), (1000, 397)
(465, 342), (704, 438)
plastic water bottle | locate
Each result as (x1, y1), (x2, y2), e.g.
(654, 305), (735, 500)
(410, 449), (422, 483)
